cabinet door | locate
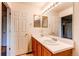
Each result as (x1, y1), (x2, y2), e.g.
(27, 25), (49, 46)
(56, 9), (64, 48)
(37, 42), (42, 56)
(32, 37), (34, 55)
(32, 37), (37, 56)
(42, 46), (52, 56)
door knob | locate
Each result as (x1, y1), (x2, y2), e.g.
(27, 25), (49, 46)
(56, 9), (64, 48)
(25, 34), (28, 36)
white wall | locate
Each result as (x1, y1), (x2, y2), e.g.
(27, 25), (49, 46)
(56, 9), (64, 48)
(43, 10), (60, 36)
(73, 3), (79, 56)
(59, 7), (73, 17)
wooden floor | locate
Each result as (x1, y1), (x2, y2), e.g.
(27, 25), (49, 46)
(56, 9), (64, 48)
(17, 53), (33, 56)
(1, 46), (6, 56)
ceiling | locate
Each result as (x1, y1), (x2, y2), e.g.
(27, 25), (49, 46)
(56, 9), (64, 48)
(52, 2), (73, 12)
(9, 2), (50, 10)
(8, 2), (73, 14)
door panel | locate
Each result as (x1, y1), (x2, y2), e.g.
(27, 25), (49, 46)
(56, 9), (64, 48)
(14, 11), (28, 55)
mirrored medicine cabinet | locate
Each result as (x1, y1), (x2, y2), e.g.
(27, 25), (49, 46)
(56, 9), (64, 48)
(33, 15), (48, 28)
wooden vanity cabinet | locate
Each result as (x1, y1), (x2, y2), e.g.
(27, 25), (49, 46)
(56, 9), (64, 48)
(32, 37), (42, 56)
(41, 45), (52, 56)
(32, 37), (72, 56)
(32, 37), (52, 56)
(53, 49), (72, 56)
(37, 41), (42, 56)
(32, 37), (37, 56)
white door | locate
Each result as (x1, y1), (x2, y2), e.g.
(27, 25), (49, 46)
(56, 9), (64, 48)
(14, 11), (28, 55)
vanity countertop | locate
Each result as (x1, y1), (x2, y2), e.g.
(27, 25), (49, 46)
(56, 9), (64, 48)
(32, 34), (74, 54)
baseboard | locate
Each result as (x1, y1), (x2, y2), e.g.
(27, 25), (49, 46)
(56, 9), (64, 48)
(26, 52), (32, 54)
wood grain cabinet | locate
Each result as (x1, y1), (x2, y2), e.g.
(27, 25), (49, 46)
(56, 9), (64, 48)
(32, 37), (37, 56)
(41, 46), (52, 56)
(37, 41), (42, 56)
(32, 37), (72, 56)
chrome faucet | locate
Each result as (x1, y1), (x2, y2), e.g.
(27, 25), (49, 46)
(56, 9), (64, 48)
(40, 28), (44, 37)
(51, 38), (58, 41)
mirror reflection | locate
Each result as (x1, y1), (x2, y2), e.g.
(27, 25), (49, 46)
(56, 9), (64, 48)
(34, 15), (41, 27)
(42, 16), (48, 28)
(43, 2), (73, 39)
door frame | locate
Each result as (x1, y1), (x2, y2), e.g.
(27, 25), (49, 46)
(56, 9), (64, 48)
(1, 2), (11, 56)
(0, 2), (2, 56)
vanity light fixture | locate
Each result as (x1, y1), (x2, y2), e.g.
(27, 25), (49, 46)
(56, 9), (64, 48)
(42, 2), (62, 14)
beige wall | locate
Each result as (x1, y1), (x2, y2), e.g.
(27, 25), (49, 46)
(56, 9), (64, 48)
(73, 3), (79, 56)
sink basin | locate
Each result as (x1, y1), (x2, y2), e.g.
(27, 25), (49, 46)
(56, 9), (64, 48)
(39, 36), (59, 45)
(43, 40), (59, 45)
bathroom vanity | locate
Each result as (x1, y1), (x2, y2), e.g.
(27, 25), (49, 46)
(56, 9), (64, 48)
(32, 35), (74, 56)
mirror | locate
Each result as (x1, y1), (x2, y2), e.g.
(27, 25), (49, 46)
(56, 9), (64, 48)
(33, 15), (48, 28)
(42, 16), (48, 28)
(43, 2), (73, 39)
(34, 15), (41, 27)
